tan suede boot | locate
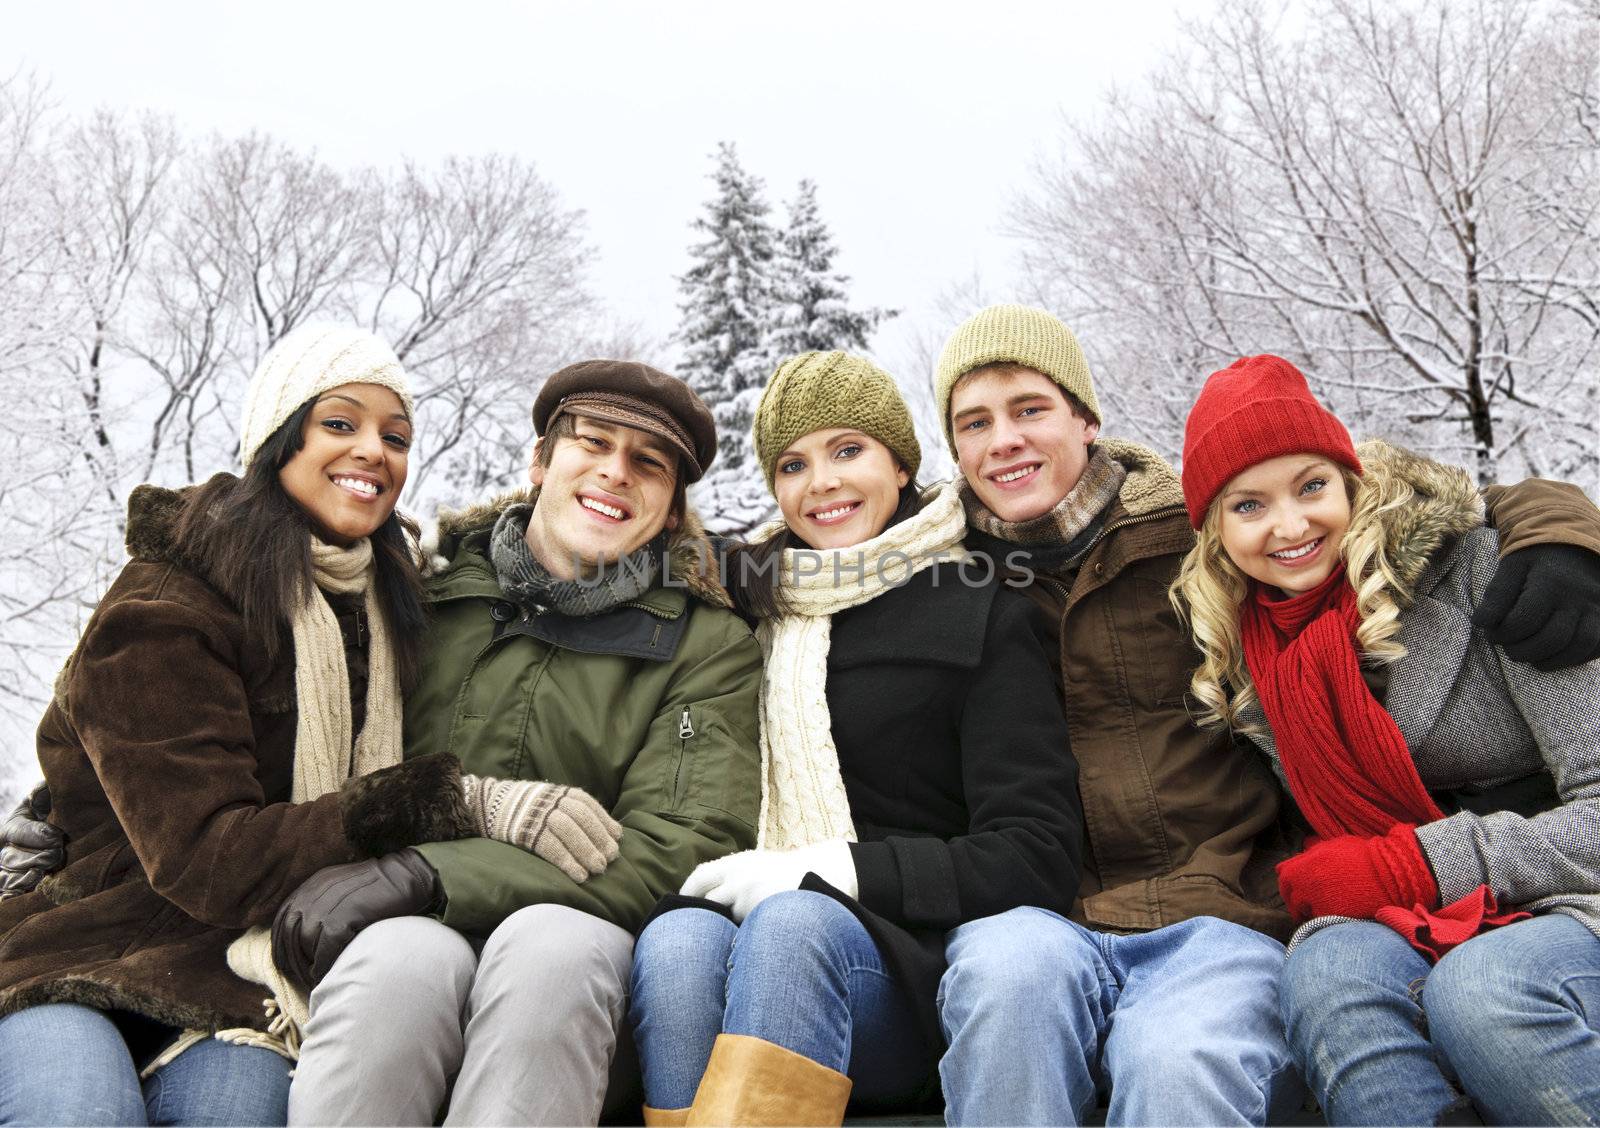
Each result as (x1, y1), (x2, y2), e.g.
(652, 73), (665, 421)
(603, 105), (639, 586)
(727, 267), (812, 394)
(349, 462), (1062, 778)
(642, 1106), (691, 1126)
(685, 1033), (852, 1127)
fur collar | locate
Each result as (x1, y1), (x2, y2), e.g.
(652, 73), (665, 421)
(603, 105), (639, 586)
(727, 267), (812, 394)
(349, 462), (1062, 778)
(423, 486), (733, 610)
(1351, 439), (1484, 597)
(123, 477), (224, 567)
(1097, 438), (1186, 518)
(121, 474), (242, 600)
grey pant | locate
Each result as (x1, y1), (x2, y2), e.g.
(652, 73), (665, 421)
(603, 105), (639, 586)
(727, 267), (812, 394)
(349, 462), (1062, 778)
(288, 904), (636, 1127)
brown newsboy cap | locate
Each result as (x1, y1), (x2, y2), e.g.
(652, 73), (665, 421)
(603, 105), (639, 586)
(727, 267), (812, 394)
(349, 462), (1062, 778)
(532, 360), (717, 482)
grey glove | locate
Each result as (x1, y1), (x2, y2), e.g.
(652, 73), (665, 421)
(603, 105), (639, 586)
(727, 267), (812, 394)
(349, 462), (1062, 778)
(0, 782), (65, 900)
(460, 774), (623, 883)
(271, 848), (442, 994)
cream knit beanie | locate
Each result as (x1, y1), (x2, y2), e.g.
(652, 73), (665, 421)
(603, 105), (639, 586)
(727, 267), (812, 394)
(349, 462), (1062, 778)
(933, 304), (1100, 452)
(239, 325), (414, 468)
(752, 351), (921, 489)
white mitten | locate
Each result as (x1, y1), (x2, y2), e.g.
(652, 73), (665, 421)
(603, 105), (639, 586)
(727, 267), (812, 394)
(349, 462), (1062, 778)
(679, 840), (857, 922)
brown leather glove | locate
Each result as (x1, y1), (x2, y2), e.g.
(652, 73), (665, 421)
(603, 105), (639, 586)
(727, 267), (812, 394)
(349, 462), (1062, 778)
(0, 783), (65, 900)
(271, 848), (442, 994)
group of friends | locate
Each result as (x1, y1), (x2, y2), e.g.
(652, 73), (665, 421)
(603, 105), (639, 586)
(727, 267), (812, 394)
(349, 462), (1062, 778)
(0, 304), (1597, 1127)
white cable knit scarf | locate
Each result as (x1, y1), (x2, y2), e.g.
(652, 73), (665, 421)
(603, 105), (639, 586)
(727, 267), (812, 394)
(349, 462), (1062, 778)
(199, 538), (404, 1068)
(754, 482), (969, 850)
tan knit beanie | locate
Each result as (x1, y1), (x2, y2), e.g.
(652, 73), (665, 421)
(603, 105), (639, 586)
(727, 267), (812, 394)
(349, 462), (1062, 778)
(239, 325), (414, 469)
(752, 351), (921, 490)
(933, 304), (1101, 451)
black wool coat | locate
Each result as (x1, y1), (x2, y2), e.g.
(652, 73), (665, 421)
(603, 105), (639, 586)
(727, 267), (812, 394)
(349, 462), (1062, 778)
(650, 565), (1083, 1074)
(804, 564), (1083, 1068)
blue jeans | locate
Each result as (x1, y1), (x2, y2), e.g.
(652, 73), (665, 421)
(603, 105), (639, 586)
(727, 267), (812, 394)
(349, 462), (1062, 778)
(0, 1003), (291, 1126)
(1283, 914), (1600, 1126)
(628, 892), (929, 1111)
(938, 908), (1300, 1126)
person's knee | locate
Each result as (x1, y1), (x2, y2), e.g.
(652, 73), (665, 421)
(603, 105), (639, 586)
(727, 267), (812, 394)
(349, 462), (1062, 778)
(632, 906), (735, 1001)
(0, 1005), (145, 1125)
(940, 908), (1096, 1027)
(1283, 922), (1399, 1011)
(479, 904), (633, 1017)
(734, 890), (861, 973)
(1423, 928), (1532, 1051)
(635, 907), (735, 977)
(310, 915), (476, 1017)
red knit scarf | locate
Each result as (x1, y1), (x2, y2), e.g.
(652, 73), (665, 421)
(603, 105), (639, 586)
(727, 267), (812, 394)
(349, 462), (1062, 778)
(1240, 570), (1443, 838)
(1241, 569), (1525, 957)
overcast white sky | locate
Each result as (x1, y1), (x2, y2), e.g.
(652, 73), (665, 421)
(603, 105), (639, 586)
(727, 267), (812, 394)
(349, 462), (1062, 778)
(4, 0), (1201, 372)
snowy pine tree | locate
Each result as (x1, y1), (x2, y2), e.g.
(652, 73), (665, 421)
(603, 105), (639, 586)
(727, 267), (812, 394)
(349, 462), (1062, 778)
(768, 179), (895, 357)
(675, 143), (782, 535)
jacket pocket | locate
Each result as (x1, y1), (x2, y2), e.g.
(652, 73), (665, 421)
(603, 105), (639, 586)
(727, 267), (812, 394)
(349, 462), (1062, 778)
(681, 708), (760, 828)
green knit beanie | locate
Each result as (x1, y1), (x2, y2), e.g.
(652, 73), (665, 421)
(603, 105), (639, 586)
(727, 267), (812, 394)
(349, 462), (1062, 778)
(933, 304), (1101, 452)
(752, 351), (922, 490)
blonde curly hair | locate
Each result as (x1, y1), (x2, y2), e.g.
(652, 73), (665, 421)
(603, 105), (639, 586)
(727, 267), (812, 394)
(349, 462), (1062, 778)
(1171, 464), (1414, 733)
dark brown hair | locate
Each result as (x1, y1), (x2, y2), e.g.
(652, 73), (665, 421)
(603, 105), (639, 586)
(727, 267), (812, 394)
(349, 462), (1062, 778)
(171, 398), (428, 691)
(729, 480), (924, 621)
(535, 411), (690, 528)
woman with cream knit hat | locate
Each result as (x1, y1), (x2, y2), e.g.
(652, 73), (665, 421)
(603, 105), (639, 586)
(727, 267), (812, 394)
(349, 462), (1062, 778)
(0, 325), (571, 1126)
(626, 350), (1084, 1126)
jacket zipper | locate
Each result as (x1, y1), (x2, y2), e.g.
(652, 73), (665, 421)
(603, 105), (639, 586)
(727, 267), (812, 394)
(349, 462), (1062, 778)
(1077, 507), (1175, 560)
(673, 706), (695, 801)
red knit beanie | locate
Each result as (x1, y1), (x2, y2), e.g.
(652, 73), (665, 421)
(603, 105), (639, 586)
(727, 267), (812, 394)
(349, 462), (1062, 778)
(1181, 355), (1361, 529)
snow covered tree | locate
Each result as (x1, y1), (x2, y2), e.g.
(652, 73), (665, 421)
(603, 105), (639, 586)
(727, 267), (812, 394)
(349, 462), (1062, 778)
(768, 179), (895, 358)
(675, 143), (782, 534)
(1014, 0), (1600, 490)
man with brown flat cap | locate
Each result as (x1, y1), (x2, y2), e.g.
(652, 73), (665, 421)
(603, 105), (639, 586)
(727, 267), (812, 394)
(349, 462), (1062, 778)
(283, 360), (762, 1126)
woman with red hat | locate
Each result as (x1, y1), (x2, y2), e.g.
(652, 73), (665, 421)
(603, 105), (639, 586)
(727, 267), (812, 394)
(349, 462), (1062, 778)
(1172, 355), (1600, 1126)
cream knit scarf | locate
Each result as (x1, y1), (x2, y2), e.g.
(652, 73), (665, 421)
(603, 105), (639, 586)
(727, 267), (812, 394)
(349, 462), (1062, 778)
(146, 539), (406, 1075)
(754, 482), (969, 850)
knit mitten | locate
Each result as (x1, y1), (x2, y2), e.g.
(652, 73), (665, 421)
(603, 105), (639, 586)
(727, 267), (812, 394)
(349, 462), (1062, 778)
(1276, 823), (1438, 924)
(460, 775), (623, 883)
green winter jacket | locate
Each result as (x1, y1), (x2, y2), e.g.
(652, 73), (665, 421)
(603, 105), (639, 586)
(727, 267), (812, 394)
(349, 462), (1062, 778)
(404, 492), (762, 936)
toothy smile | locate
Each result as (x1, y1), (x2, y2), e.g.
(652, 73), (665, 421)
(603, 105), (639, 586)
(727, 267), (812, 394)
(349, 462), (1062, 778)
(809, 501), (862, 524)
(332, 475), (380, 498)
(1270, 538), (1323, 560)
(579, 496), (628, 521)
(991, 464), (1040, 484)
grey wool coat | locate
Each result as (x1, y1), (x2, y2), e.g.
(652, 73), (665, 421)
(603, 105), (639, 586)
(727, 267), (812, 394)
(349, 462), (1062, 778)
(1239, 441), (1600, 946)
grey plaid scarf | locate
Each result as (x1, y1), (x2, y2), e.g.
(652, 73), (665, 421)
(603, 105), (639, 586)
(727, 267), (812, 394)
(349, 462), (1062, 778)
(490, 503), (661, 618)
(960, 446), (1127, 563)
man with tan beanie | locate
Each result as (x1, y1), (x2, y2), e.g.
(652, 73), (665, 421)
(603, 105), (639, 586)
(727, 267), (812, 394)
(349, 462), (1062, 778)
(927, 304), (1600, 1125)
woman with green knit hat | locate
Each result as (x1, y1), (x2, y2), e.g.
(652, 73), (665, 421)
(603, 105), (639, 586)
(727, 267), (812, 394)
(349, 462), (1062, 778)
(626, 351), (1084, 1125)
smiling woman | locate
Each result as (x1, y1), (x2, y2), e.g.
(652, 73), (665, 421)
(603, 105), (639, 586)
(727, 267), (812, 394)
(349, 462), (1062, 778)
(626, 350), (1083, 1125)
(0, 325), (479, 1128)
(1172, 354), (1600, 1125)
(277, 385), (413, 547)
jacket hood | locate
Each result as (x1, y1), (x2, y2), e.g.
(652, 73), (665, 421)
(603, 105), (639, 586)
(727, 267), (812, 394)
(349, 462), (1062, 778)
(1097, 438), (1186, 519)
(1352, 438), (1484, 597)
(425, 486), (733, 610)
(122, 474), (240, 593)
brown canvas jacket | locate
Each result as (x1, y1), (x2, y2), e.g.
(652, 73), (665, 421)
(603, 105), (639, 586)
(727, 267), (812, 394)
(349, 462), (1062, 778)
(975, 440), (1295, 940)
(0, 479), (471, 1033)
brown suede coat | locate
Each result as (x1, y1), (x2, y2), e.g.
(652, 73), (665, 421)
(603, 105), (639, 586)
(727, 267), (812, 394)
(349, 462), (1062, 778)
(973, 441), (1296, 939)
(0, 480), (472, 1033)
